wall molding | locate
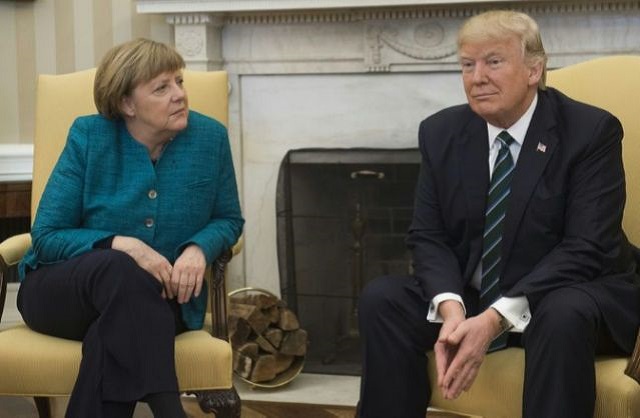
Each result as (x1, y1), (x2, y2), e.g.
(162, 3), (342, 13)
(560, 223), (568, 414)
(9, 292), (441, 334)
(137, 0), (512, 13)
(0, 144), (33, 182)
(137, 0), (640, 14)
(138, 0), (640, 24)
(222, 2), (640, 25)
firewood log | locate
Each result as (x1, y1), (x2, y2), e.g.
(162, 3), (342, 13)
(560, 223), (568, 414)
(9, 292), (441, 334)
(229, 302), (270, 334)
(280, 329), (308, 356)
(251, 354), (277, 382)
(278, 308), (300, 331)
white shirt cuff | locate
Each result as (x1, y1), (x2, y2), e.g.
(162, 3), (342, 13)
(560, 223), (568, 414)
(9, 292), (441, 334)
(427, 293), (466, 323)
(491, 296), (531, 332)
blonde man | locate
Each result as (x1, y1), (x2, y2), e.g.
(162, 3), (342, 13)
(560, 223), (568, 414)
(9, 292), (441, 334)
(357, 10), (639, 418)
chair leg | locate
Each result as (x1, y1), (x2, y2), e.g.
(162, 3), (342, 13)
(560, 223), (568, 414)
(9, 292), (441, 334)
(193, 388), (241, 418)
(33, 396), (52, 418)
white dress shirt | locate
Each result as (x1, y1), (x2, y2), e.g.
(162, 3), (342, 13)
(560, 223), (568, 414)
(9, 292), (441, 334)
(426, 95), (539, 332)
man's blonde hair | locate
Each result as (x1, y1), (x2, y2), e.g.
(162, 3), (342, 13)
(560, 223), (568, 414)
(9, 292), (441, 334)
(94, 38), (185, 119)
(457, 10), (547, 90)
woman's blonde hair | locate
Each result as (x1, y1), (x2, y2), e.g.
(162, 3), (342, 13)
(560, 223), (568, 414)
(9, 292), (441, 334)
(94, 38), (185, 119)
(457, 10), (548, 89)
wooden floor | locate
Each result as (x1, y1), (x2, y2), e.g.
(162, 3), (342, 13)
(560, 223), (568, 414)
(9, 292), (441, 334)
(238, 401), (474, 418)
(0, 396), (474, 418)
(239, 400), (355, 418)
(0, 398), (353, 418)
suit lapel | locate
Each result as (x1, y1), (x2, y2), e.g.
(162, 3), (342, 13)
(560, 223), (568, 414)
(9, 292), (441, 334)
(501, 93), (559, 266)
(459, 115), (490, 278)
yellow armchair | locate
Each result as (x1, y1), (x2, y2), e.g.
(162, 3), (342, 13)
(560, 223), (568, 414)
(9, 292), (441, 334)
(427, 55), (640, 418)
(0, 69), (241, 417)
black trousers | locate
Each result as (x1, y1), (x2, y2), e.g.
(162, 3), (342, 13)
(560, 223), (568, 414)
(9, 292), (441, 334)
(17, 249), (185, 418)
(356, 275), (627, 418)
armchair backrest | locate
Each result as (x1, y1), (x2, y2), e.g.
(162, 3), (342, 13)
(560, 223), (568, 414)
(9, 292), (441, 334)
(547, 56), (640, 245)
(31, 68), (229, 220)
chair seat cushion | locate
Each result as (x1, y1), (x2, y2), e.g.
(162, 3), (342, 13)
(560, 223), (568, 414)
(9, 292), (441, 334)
(0, 323), (232, 396)
(427, 348), (640, 418)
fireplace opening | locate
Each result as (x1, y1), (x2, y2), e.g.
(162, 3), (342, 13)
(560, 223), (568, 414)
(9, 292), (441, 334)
(276, 147), (420, 375)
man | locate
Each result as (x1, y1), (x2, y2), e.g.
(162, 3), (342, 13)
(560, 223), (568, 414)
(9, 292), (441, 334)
(357, 10), (640, 418)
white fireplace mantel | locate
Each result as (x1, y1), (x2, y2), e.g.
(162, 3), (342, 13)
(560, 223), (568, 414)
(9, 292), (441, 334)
(135, 0), (640, 294)
(137, 0), (640, 72)
(137, 0), (556, 13)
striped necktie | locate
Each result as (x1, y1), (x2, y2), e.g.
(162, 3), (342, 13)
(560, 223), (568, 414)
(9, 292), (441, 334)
(480, 130), (515, 352)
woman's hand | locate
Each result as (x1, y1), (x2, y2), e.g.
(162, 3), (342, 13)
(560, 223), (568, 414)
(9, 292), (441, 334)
(111, 235), (174, 298)
(171, 244), (206, 304)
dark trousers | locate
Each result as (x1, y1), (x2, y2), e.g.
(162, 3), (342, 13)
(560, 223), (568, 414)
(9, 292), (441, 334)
(356, 275), (626, 418)
(17, 249), (185, 418)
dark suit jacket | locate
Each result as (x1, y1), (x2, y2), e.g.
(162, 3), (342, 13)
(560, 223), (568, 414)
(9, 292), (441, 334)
(407, 87), (640, 352)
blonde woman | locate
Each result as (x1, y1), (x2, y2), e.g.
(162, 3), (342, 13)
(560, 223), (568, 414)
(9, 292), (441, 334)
(18, 39), (243, 418)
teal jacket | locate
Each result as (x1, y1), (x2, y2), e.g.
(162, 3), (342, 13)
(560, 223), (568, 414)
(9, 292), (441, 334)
(19, 111), (244, 329)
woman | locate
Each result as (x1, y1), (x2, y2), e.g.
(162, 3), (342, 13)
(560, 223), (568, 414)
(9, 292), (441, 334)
(17, 38), (244, 418)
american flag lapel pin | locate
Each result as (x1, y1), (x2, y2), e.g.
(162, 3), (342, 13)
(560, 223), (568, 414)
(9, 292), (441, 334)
(536, 142), (547, 153)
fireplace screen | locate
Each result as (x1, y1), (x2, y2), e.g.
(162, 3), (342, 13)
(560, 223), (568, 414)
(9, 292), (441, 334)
(276, 148), (420, 375)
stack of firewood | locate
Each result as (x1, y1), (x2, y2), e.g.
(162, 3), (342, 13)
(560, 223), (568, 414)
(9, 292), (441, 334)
(229, 290), (308, 384)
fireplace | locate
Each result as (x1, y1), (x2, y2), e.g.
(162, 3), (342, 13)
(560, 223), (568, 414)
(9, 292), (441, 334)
(135, 0), (640, 328)
(276, 148), (420, 375)
(134, 0), (640, 299)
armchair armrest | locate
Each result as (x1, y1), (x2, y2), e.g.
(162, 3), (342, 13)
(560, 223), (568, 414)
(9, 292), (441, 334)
(209, 238), (243, 341)
(0, 233), (31, 268)
(625, 330), (640, 384)
(0, 233), (31, 324)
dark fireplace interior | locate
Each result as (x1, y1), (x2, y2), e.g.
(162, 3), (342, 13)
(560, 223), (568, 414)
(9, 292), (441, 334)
(276, 148), (420, 375)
